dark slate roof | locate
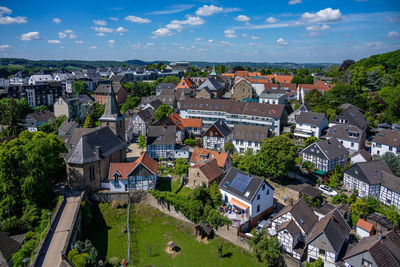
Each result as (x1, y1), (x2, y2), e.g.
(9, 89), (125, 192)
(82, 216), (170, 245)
(381, 171), (400, 194)
(142, 95), (176, 107)
(333, 106), (369, 129)
(351, 149), (372, 161)
(194, 222), (213, 236)
(219, 167), (273, 203)
(99, 85), (124, 122)
(67, 128), (98, 147)
(0, 231), (22, 262)
(277, 219), (302, 238)
(327, 124), (365, 143)
(94, 83), (125, 94)
(147, 126), (176, 145)
(26, 110), (55, 122)
(11, 70), (29, 78)
(315, 203), (336, 216)
(343, 231), (400, 266)
(58, 119), (80, 135)
(205, 120), (231, 138)
(136, 108), (155, 123)
(197, 78), (223, 91)
(110, 74), (125, 83)
(300, 185), (322, 199)
(372, 129), (400, 147)
(156, 83), (176, 91)
(64, 127), (126, 164)
(296, 111), (326, 126)
(302, 139), (349, 160)
(272, 198), (318, 235)
(344, 160), (392, 185)
(307, 209), (351, 253)
(149, 99), (162, 110)
(232, 125), (269, 142)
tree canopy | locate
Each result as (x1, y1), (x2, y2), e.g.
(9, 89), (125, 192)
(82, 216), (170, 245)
(73, 80), (89, 95)
(154, 104), (173, 121)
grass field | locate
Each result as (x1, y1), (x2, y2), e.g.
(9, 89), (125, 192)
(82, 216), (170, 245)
(85, 203), (264, 267)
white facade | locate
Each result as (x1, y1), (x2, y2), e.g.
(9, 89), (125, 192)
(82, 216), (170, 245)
(232, 139), (261, 153)
(371, 142), (400, 157)
(0, 78), (9, 88)
(294, 120), (328, 139)
(29, 75), (54, 85)
(379, 185), (400, 210)
(328, 138), (362, 153)
(356, 226), (371, 239)
(307, 245), (336, 267)
(351, 153), (369, 164)
(343, 173), (381, 198)
(259, 94), (286, 105)
(203, 136), (227, 151)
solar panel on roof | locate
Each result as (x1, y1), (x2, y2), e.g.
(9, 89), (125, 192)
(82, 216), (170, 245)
(230, 173), (252, 193)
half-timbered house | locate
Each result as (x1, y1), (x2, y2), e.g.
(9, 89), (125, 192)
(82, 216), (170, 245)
(203, 120), (232, 151)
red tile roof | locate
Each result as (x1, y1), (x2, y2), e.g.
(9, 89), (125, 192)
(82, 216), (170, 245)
(108, 153), (157, 180)
(357, 218), (374, 232)
(169, 112), (202, 130)
(266, 74), (294, 83)
(190, 147), (229, 169)
(235, 70), (248, 77)
(298, 83), (335, 92)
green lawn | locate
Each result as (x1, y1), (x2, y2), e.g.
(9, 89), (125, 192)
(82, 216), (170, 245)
(85, 203), (264, 267)
(156, 177), (192, 197)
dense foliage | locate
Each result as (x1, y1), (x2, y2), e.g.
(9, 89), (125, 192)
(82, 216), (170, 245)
(380, 152), (400, 177)
(120, 96), (140, 114)
(0, 98), (31, 137)
(154, 104), (173, 121)
(150, 186), (231, 229)
(73, 80), (89, 95)
(250, 229), (282, 266)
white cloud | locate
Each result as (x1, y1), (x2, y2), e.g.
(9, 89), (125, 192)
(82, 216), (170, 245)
(108, 40), (115, 44)
(150, 4), (194, 15)
(195, 5), (223, 16)
(301, 8), (344, 23)
(152, 28), (173, 37)
(92, 26), (113, 33)
(265, 17), (278, 23)
(74, 40), (83, 44)
(97, 33), (105, 36)
(195, 37), (202, 41)
(235, 15), (250, 22)
(306, 24), (330, 31)
(166, 22), (184, 31)
(208, 39), (214, 43)
(93, 19), (107, 26)
(146, 42), (154, 47)
(249, 42), (256, 46)
(58, 32), (67, 39)
(48, 40), (61, 44)
(69, 33), (77, 39)
(276, 38), (288, 46)
(64, 29), (74, 34)
(53, 18), (61, 24)
(198, 48), (208, 52)
(308, 31), (322, 37)
(224, 29), (237, 38)
(115, 26), (127, 33)
(0, 44), (11, 50)
(125, 15), (151, 24)
(160, 15), (204, 35)
(289, 0), (302, 5)
(220, 41), (233, 46)
(89, 46), (97, 49)
(20, 32), (41, 41)
(251, 36), (259, 40)
(0, 6), (27, 24)
(388, 31), (400, 38)
(110, 17), (119, 21)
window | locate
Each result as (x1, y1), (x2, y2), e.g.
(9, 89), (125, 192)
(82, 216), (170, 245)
(389, 146), (393, 151)
(256, 205), (260, 212)
(266, 189), (270, 195)
(362, 259), (372, 267)
(257, 194), (260, 200)
(319, 249), (325, 256)
(262, 184), (265, 190)
(351, 142), (354, 147)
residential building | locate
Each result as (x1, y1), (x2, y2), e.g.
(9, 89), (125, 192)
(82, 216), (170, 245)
(306, 209), (351, 267)
(301, 139), (349, 172)
(94, 83), (127, 105)
(378, 171), (400, 210)
(197, 78), (224, 98)
(24, 110), (55, 132)
(175, 77), (194, 90)
(64, 87), (126, 191)
(0, 83), (62, 106)
(187, 159), (224, 189)
(297, 83), (334, 102)
(29, 74), (54, 85)
(105, 153), (157, 191)
(259, 91), (286, 105)
(180, 98), (287, 136)
(371, 129), (400, 156)
(168, 112), (202, 141)
(0, 231), (22, 267)
(266, 74), (294, 83)
(351, 149), (372, 164)
(196, 87), (214, 99)
(356, 219), (374, 239)
(0, 78), (9, 88)
(58, 119), (80, 136)
(9, 71), (29, 85)
(343, 160), (392, 199)
(270, 198), (318, 260)
(280, 83), (298, 100)
(219, 168), (274, 227)
(53, 95), (94, 122)
(326, 124), (366, 153)
(190, 147), (232, 172)
(146, 126), (176, 159)
(156, 83), (176, 95)
(232, 125), (269, 153)
(294, 112), (328, 139)
(232, 78), (253, 101)
(128, 108), (155, 137)
(331, 104), (369, 130)
(288, 103), (312, 124)
(203, 120), (232, 151)
(141, 95), (177, 109)
(342, 231), (400, 267)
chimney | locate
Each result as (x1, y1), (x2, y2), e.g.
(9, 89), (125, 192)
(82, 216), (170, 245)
(93, 146), (101, 159)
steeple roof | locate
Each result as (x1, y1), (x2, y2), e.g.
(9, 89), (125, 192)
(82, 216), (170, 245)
(210, 65), (217, 76)
(99, 85), (123, 121)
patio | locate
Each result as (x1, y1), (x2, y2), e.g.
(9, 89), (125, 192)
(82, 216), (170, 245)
(219, 203), (250, 227)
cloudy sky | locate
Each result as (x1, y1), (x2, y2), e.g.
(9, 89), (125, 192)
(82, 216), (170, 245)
(0, 0), (399, 63)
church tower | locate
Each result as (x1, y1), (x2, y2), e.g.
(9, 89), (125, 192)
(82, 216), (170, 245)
(99, 86), (125, 142)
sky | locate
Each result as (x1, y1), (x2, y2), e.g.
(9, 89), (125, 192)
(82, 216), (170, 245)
(0, 0), (399, 63)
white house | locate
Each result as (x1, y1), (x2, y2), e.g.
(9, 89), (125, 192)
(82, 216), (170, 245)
(0, 78), (9, 88)
(9, 71), (29, 85)
(378, 171), (400, 210)
(203, 120), (232, 151)
(288, 103), (312, 124)
(259, 91), (286, 105)
(294, 112), (328, 139)
(231, 125), (269, 153)
(351, 149), (372, 164)
(371, 129), (400, 157)
(219, 168), (274, 227)
(29, 74), (54, 85)
(356, 219), (374, 239)
(326, 124), (366, 153)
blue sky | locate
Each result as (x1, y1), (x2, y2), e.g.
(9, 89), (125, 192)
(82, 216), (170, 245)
(0, 0), (399, 63)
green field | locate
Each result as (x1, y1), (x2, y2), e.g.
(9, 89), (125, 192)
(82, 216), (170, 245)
(85, 203), (264, 267)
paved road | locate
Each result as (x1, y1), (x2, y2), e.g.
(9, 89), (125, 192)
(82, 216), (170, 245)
(37, 195), (81, 267)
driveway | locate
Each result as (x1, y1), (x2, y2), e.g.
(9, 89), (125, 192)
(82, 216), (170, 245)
(127, 143), (145, 162)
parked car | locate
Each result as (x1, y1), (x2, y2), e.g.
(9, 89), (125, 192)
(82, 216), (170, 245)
(319, 185), (338, 196)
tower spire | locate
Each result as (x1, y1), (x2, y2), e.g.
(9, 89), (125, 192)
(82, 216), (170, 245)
(99, 85), (123, 121)
(210, 65), (217, 76)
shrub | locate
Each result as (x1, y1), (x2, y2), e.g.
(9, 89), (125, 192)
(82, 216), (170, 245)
(184, 138), (196, 146)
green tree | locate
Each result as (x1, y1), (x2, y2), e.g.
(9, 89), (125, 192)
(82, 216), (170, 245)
(138, 134), (146, 152)
(184, 138), (196, 146)
(72, 80), (89, 95)
(120, 96), (141, 114)
(380, 152), (400, 176)
(256, 135), (298, 181)
(382, 205), (400, 228)
(305, 258), (324, 267)
(224, 141), (235, 154)
(305, 137), (318, 147)
(162, 76), (180, 85)
(302, 161), (315, 173)
(154, 104), (173, 121)
(174, 158), (189, 176)
(83, 114), (94, 128)
(0, 98), (30, 137)
(250, 229), (281, 265)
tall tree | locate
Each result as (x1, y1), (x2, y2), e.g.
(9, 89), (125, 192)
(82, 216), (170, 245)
(138, 134), (146, 152)
(73, 80), (89, 95)
(0, 98), (30, 137)
(154, 104), (173, 121)
(83, 114), (95, 128)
